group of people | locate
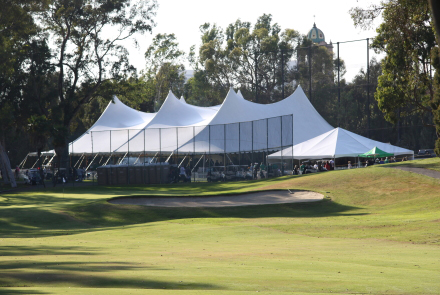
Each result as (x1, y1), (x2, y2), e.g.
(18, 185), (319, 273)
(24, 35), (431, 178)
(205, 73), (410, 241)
(293, 160), (335, 175)
(365, 156), (405, 167)
(250, 162), (268, 179)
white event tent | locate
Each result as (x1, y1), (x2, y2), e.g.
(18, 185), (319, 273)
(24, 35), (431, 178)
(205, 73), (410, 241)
(267, 127), (414, 160)
(67, 85), (334, 156)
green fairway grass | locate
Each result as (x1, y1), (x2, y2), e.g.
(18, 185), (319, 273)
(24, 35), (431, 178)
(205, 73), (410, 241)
(1, 158), (439, 294)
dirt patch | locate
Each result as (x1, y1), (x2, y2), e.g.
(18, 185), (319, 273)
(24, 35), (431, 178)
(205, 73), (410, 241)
(109, 190), (324, 208)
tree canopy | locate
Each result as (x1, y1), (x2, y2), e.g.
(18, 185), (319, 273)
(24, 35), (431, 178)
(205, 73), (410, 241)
(350, 0), (440, 154)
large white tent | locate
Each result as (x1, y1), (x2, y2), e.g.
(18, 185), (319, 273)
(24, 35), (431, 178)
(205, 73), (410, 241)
(268, 127), (414, 160)
(67, 85), (334, 155)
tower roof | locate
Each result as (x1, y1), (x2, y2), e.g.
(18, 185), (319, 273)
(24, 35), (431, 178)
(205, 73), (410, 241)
(307, 23), (325, 44)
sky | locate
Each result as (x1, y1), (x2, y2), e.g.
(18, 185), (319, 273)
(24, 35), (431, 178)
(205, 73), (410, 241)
(127, 0), (383, 82)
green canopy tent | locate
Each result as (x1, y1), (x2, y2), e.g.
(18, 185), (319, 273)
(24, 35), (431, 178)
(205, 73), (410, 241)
(359, 147), (394, 158)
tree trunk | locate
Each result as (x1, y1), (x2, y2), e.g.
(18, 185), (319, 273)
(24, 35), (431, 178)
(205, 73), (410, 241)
(54, 144), (69, 187)
(0, 141), (17, 188)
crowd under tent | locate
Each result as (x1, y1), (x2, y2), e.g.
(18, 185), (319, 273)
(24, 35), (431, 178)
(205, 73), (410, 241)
(267, 127), (414, 167)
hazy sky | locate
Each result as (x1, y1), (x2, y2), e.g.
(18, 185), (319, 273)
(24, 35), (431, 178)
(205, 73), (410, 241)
(128, 0), (382, 81)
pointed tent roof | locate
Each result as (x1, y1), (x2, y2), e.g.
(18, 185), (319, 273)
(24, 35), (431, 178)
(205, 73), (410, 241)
(237, 90), (245, 99)
(268, 127), (414, 160)
(207, 86), (333, 144)
(113, 91), (219, 153)
(130, 91), (218, 129)
(69, 96), (156, 154)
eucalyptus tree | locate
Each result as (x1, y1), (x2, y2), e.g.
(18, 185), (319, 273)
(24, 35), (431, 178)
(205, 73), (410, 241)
(144, 33), (186, 111)
(38, 0), (157, 166)
(350, 0), (440, 153)
(194, 14), (301, 104)
(0, 0), (44, 186)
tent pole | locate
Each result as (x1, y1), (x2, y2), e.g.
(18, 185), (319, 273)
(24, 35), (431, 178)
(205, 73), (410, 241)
(127, 129), (130, 184)
(47, 154), (56, 166)
(86, 153), (99, 171)
(31, 157), (39, 169)
(74, 153), (84, 168)
(174, 127), (176, 169)
(267, 118), (269, 178)
(291, 114), (294, 173)
(192, 155), (204, 173)
(127, 130), (130, 184)
(280, 116), (283, 176)
(133, 153), (142, 165)
(252, 120), (254, 179)
(110, 130), (112, 184)
(224, 124), (226, 173)
(19, 154), (29, 169)
(165, 151), (174, 163)
(209, 125), (211, 180)
(239, 122), (241, 171)
(193, 126), (195, 182)
(103, 154), (112, 166)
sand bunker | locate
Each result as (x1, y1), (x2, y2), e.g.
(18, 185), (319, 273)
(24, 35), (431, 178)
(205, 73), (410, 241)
(109, 190), (324, 207)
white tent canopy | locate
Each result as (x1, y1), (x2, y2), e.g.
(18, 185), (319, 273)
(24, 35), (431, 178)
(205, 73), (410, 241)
(65, 85), (333, 155)
(68, 96), (156, 154)
(268, 127), (414, 160)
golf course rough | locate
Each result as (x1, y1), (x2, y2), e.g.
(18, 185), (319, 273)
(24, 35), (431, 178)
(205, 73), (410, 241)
(0, 158), (439, 294)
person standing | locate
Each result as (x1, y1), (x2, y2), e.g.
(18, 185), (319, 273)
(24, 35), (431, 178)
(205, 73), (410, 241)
(15, 166), (20, 179)
(179, 166), (186, 182)
(293, 165), (299, 175)
(259, 162), (266, 178)
(300, 162), (306, 175)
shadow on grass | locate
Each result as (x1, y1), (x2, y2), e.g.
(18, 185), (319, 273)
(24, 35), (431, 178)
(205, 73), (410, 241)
(0, 245), (98, 257)
(0, 196), (365, 238)
(69, 197), (365, 228)
(0, 259), (220, 290)
(0, 207), (94, 238)
(0, 244), (220, 290)
(0, 289), (48, 294)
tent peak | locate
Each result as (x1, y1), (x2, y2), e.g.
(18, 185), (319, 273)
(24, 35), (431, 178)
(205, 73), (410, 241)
(237, 90), (245, 99)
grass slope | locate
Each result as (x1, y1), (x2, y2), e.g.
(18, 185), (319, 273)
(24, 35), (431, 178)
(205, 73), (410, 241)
(0, 159), (439, 294)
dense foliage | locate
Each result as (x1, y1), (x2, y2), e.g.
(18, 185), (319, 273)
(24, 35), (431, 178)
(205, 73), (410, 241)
(351, 0), (440, 154)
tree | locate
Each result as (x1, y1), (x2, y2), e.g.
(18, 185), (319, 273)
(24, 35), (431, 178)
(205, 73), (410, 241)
(21, 39), (58, 174)
(294, 38), (342, 126)
(428, 0), (440, 154)
(0, 0), (44, 187)
(194, 14), (301, 104)
(350, 0), (440, 153)
(144, 33), (185, 111)
(38, 0), (157, 171)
